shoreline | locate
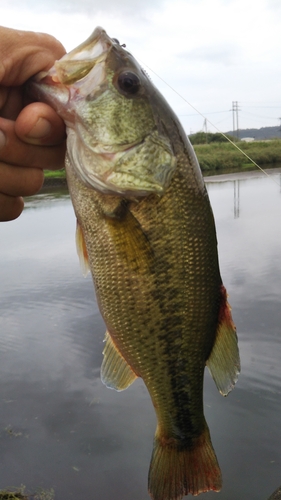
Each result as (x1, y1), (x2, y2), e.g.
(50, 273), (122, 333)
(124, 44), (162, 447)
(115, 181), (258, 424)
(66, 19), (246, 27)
(42, 166), (281, 190)
(42, 176), (67, 188)
(205, 167), (281, 183)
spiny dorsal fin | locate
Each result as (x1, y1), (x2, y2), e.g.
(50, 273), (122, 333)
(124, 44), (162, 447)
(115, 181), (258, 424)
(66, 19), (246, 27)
(75, 220), (89, 277)
(206, 285), (240, 396)
(101, 330), (138, 391)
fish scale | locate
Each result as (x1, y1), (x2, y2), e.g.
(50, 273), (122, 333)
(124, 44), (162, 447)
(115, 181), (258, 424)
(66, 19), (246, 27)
(32, 26), (240, 500)
(69, 155), (219, 439)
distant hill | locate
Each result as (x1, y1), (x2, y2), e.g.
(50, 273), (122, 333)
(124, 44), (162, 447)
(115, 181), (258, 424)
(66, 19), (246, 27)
(227, 126), (281, 140)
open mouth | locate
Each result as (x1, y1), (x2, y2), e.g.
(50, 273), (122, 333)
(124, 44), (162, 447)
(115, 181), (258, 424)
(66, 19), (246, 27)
(28, 27), (114, 123)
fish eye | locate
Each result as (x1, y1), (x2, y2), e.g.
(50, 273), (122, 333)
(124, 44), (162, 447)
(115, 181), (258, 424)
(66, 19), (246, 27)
(117, 71), (141, 95)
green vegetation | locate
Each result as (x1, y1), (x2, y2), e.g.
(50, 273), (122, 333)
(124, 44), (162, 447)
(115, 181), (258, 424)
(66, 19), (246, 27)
(0, 485), (27, 500)
(43, 138), (281, 181)
(189, 131), (236, 145)
(193, 139), (281, 173)
(44, 169), (66, 179)
(0, 487), (54, 500)
(0, 493), (27, 500)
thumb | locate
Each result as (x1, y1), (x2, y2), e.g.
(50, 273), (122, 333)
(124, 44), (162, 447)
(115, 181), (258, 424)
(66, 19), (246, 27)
(15, 102), (66, 146)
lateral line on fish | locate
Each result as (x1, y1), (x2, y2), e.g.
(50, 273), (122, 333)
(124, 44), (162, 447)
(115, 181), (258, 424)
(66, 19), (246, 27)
(140, 61), (280, 186)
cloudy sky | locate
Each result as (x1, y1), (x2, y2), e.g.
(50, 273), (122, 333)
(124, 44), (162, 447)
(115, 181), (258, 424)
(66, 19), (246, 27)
(1, 0), (281, 135)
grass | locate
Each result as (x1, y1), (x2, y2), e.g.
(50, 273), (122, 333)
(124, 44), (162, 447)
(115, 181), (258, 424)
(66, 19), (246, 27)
(0, 493), (27, 500)
(43, 139), (281, 181)
(0, 486), (27, 500)
(0, 488), (54, 500)
(194, 139), (281, 173)
(44, 169), (66, 179)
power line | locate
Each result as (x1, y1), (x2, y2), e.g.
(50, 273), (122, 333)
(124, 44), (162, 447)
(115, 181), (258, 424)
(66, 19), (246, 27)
(242, 105), (280, 109)
(178, 110), (230, 117)
(242, 110), (280, 120)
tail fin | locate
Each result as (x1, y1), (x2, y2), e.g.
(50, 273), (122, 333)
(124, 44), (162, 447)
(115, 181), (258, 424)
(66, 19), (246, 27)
(148, 423), (221, 500)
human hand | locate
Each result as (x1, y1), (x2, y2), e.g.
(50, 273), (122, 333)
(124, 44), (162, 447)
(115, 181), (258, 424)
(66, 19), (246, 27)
(0, 26), (66, 221)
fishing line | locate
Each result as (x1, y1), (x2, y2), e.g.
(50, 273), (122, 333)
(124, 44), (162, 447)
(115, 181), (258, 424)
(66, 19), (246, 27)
(140, 61), (280, 185)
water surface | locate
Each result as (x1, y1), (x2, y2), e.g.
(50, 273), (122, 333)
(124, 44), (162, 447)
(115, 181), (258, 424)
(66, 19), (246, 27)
(0, 171), (281, 500)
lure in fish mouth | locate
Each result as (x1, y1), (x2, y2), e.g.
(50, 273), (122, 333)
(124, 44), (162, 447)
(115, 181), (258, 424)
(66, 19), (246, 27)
(31, 26), (176, 197)
(31, 27), (240, 500)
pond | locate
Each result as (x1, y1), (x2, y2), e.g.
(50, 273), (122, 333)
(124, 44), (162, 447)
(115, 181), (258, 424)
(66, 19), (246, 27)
(0, 169), (281, 500)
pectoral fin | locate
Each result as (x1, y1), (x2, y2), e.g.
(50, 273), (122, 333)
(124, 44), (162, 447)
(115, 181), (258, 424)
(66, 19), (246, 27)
(103, 200), (154, 273)
(101, 330), (138, 391)
(75, 220), (90, 277)
(206, 286), (240, 396)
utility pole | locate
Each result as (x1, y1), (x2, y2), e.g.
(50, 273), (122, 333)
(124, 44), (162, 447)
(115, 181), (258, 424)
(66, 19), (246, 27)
(203, 118), (208, 143)
(203, 118), (207, 134)
(232, 101), (240, 139)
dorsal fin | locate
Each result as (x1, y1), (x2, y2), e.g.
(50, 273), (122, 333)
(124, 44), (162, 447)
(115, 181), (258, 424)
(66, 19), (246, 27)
(75, 220), (90, 277)
(206, 285), (240, 396)
(101, 330), (138, 391)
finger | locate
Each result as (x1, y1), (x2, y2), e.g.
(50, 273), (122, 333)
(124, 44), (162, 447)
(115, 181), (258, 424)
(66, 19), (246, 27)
(0, 28), (65, 86)
(0, 118), (66, 170)
(15, 102), (66, 146)
(0, 86), (23, 120)
(0, 194), (24, 222)
(0, 161), (44, 197)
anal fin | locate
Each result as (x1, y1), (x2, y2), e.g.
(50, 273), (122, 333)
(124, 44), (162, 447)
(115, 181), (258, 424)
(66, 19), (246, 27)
(101, 330), (138, 391)
(206, 285), (240, 396)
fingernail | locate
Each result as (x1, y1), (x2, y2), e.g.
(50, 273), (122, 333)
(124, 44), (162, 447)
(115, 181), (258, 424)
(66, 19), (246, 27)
(0, 130), (6, 149)
(26, 117), (52, 139)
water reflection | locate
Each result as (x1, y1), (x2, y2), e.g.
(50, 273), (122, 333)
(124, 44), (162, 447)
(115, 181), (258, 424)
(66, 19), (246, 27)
(0, 171), (281, 500)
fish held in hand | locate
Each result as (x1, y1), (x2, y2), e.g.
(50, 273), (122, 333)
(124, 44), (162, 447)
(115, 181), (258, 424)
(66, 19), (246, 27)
(31, 27), (240, 499)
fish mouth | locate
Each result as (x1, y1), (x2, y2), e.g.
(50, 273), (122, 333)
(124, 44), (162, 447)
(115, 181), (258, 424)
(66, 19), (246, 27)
(35, 27), (113, 86)
(29, 27), (115, 124)
(49, 27), (113, 86)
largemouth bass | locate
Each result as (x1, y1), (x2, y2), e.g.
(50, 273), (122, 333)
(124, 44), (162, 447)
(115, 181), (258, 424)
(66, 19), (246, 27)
(31, 27), (240, 499)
